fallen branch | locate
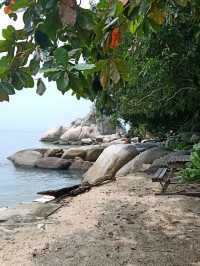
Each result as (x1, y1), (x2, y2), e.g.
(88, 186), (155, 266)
(37, 184), (80, 198)
(37, 184), (91, 203)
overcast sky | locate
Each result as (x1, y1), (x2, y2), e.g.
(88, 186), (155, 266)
(0, 1), (92, 131)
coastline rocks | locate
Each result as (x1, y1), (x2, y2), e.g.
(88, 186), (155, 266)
(69, 158), (93, 171)
(134, 142), (160, 153)
(84, 146), (104, 162)
(60, 126), (82, 143)
(116, 147), (169, 177)
(41, 108), (125, 145)
(44, 149), (64, 158)
(8, 149), (42, 168)
(40, 126), (64, 142)
(35, 157), (71, 169)
(62, 148), (86, 160)
(82, 144), (138, 186)
(62, 145), (105, 162)
(81, 138), (93, 145)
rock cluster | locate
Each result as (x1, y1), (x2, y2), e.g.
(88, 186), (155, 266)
(40, 109), (126, 145)
(8, 142), (191, 186)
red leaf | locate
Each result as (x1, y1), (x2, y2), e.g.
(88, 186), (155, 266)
(110, 27), (120, 49)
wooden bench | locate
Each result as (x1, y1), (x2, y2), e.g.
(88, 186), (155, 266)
(152, 155), (190, 194)
(152, 167), (172, 193)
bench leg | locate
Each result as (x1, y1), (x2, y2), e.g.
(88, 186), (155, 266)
(160, 179), (171, 193)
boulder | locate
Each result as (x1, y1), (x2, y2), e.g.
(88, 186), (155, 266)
(8, 149), (43, 168)
(109, 138), (128, 145)
(60, 126), (82, 143)
(116, 147), (169, 177)
(69, 158), (93, 171)
(84, 146), (104, 162)
(81, 138), (93, 145)
(62, 148), (86, 160)
(44, 149), (64, 158)
(79, 125), (99, 139)
(133, 142), (160, 153)
(71, 118), (83, 127)
(82, 144), (138, 186)
(102, 134), (121, 143)
(35, 157), (71, 169)
(40, 126), (64, 142)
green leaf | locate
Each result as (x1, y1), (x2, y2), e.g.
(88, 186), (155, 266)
(73, 63), (95, 71)
(11, 0), (30, 11)
(36, 79), (47, 95)
(29, 59), (40, 75)
(0, 82), (15, 95)
(56, 72), (69, 94)
(54, 47), (68, 66)
(2, 25), (15, 41)
(0, 56), (11, 76)
(0, 90), (9, 102)
(17, 68), (34, 88)
(0, 40), (11, 52)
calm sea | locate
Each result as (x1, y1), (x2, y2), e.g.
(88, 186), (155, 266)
(0, 129), (81, 207)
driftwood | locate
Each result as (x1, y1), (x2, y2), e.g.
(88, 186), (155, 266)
(37, 184), (91, 202)
(38, 184), (80, 198)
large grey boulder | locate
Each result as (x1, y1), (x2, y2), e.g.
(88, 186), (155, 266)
(116, 147), (169, 177)
(40, 126), (64, 142)
(44, 149), (64, 158)
(84, 146), (105, 162)
(69, 158), (93, 171)
(134, 142), (160, 153)
(62, 148), (86, 160)
(8, 149), (43, 168)
(82, 144), (138, 186)
(35, 157), (71, 169)
(60, 126), (82, 143)
(79, 125), (99, 139)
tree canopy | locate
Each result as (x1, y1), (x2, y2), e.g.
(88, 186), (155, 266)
(0, 0), (200, 135)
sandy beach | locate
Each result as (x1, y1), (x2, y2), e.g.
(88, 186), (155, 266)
(0, 173), (200, 266)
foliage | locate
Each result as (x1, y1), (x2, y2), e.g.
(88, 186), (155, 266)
(0, 0), (199, 102)
(181, 143), (200, 183)
(94, 3), (200, 136)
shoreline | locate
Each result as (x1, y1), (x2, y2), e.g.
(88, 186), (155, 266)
(0, 173), (200, 266)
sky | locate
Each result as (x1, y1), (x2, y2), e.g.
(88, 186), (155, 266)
(0, 1), (92, 132)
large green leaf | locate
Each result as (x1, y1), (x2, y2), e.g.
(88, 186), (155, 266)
(56, 72), (69, 93)
(0, 82), (15, 95)
(36, 78), (47, 95)
(29, 59), (40, 75)
(12, 0), (30, 11)
(17, 68), (34, 88)
(0, 40), (11, 52)
(54, 47), (68, 66)
(0, 56), (11, 76)
(0, 90), (9, 102)
(2, 25), (15, 41)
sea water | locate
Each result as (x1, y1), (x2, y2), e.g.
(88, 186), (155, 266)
(0, 129), (81, 207)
